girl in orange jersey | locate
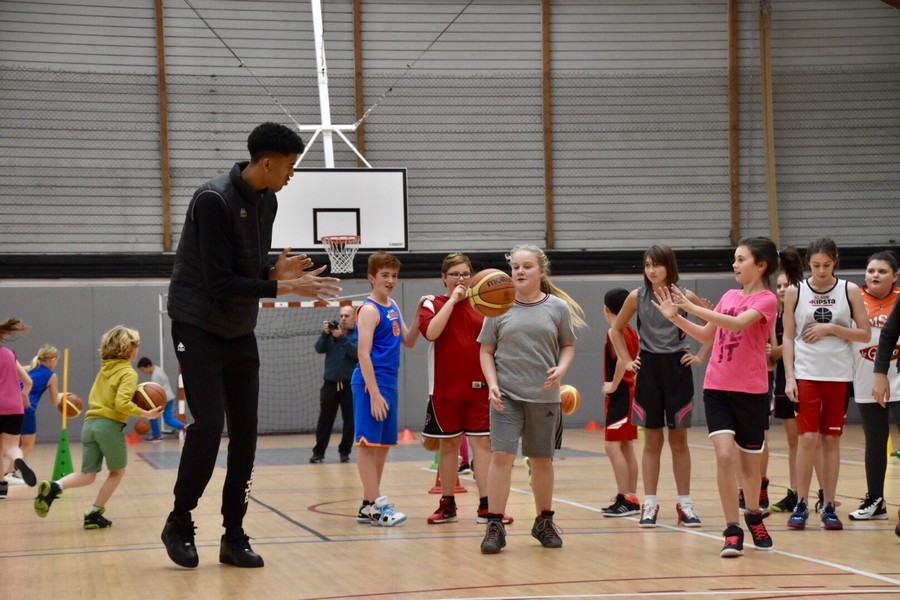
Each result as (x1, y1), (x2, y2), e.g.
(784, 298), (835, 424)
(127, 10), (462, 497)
(848, 250), (900, 521)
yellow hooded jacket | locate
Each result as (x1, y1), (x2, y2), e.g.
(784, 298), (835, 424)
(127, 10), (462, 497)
(84, 359), (144, 423)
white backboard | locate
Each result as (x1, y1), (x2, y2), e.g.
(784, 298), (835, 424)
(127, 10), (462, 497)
(272, 168), (408, 252)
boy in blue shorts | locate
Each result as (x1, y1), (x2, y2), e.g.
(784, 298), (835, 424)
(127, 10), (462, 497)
(353, 251), (426, 526)
(34, 325), (163, 529)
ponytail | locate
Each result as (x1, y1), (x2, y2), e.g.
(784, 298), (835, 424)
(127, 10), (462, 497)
(778, 246), (805, 286)
(508, 244), (588, 329)
(28, 344), (59, 372)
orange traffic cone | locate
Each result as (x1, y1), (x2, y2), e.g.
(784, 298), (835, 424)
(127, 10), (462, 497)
(428, 470), (468, 494)
(125, 431), (143, 445)
(584, 419), (603, 433)
(398, 428), (416, 444)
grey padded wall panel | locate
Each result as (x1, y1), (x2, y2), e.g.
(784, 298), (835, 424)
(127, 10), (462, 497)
(0, 0), (164, 252)
(0, 1), (898, 255)
(357, 0), (545, 251)
(766, 1), (900, 247)
(550, 0), (732, 250)
(162, 0), (359, 245)
(0, 0), (159, 73)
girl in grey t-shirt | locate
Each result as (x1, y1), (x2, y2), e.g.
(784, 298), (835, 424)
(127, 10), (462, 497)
(477, 244), (585, 554)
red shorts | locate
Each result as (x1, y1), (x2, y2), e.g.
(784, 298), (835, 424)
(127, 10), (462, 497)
(605, 382), (638, 443)
(795, 380), (848, 436)
(422, 394), (490, 438)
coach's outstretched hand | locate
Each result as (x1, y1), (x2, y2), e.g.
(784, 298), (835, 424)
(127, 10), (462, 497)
(278, 265), (342, 299)
(270, 247), (314, 280)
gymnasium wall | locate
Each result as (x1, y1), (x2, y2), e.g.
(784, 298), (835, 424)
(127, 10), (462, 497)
(0, 0), (897, 255)
(1, 270), (866, 443)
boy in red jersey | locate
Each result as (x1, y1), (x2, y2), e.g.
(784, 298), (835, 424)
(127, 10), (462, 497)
(420, 253), (511, 525)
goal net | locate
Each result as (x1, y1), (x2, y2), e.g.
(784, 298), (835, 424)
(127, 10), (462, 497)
(255, 301), (361, 434)
(159, 296), (361, 435)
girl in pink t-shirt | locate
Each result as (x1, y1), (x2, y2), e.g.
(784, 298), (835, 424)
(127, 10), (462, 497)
(0, 318), (37, 498)
(652, 237), (804, 559)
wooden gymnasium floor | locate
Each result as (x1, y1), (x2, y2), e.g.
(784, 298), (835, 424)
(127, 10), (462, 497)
(2, 425), (900, 600)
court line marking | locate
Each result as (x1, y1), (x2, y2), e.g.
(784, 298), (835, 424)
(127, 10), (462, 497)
(436, 591), (900, 600)
(549, 493), (900, 588)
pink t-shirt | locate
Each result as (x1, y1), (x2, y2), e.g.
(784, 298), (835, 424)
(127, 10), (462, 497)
(0, 347), (24, 416)
(704, 288), (777, 394)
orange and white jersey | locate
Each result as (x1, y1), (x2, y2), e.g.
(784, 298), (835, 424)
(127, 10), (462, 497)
(852, 286), (900, 403)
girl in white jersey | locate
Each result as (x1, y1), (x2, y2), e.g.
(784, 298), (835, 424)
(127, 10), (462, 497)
(782, 238), (871, 531)
(848, 250), (900, 521)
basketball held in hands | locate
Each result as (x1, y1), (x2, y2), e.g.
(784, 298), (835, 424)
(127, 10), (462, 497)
(57, 392), (84, 418)
(133, 382), (167, 411)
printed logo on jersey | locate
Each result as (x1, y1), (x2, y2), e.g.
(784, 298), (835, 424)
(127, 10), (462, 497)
(177, 342), (186, 352)
(387, 308), (400, 336)
(714, 307), (744, 362)
(869, 313), (890, 328)
(240, 208), (247, 218)
(813, 307), (833, 323)
(858, 345), (900, 363)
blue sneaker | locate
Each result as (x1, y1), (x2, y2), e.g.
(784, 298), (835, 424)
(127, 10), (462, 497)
(820, 503), (843, 530)
(787, 500), (809, 529)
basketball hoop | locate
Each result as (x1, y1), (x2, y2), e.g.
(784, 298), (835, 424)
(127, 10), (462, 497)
(321, 235), (360, 274)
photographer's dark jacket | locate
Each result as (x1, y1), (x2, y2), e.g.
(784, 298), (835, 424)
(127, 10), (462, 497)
(168, 161), (279, 339)
(315, 327), (359, 382)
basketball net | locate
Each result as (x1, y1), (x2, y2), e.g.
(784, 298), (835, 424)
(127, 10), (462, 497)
(321, 235), (360, 274)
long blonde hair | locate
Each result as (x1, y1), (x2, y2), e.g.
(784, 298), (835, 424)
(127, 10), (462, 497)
(28, 344), (59, 372)
(508, 244), (587, 329)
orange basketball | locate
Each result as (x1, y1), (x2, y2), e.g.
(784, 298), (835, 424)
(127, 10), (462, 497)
(560, 384), (581, 415)
(56, 392), (83, 418)
(467, 268), (515, 317)
(134, 419), (150, 435)
(133, 382), (167, 411)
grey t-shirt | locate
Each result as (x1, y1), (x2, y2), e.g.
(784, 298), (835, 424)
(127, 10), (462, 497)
(636, 285), (689, 354)
(477, 293), (576, 403)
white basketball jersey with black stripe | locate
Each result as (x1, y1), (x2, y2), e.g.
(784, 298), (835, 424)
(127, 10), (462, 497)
(793, 278), (853, 381)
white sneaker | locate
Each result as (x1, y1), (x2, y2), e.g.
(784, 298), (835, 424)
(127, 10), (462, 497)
(676, 500), (702, 527)
(371, 496), (406, 527)
(639, 501), (659, 528)
(4, 472), (25, 486)
(849, 494), (888, 521)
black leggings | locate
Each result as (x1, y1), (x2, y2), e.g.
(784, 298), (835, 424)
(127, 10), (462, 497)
(171, 321), (260, 530)
(858, 401), (900, 498)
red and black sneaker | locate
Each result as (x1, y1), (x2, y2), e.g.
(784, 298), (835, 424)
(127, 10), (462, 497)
(744, 510), (773, 550)
(720, 525), (744, 558)
(427, 496), (458, 524)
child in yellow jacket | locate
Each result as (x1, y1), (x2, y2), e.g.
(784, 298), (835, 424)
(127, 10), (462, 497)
(34, 325), (163, 529)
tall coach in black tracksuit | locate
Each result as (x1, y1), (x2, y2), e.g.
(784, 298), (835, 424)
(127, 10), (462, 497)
(160, 123), (341, 569)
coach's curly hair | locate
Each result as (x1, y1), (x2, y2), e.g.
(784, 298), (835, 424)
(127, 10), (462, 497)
(247, 122), (305, 163)
(99, 325), (141, 361)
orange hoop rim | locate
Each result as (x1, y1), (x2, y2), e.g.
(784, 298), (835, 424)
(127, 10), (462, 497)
(321, 235), (361, 245)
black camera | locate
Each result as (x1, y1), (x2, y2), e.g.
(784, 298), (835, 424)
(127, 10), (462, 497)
(327, 320), (340, 332)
